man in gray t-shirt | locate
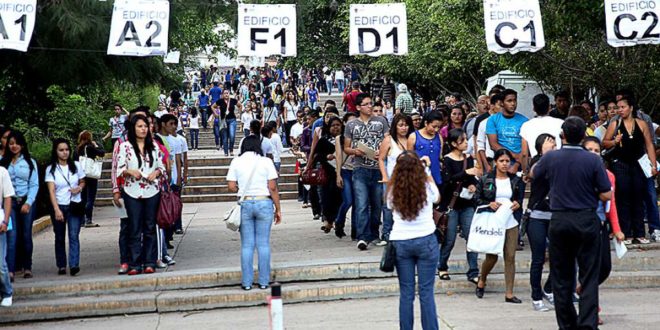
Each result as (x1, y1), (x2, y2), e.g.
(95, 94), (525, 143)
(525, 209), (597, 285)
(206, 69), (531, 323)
(343, 93), (390, 250)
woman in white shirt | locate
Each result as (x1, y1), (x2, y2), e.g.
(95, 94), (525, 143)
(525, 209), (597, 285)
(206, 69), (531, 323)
(227, 136), (282, 291)
(188, 108), (201, 150)
(282, 90), (299, 148)
(387, 152), (440, 330)
(0, 166), (15, 306)
(241, 105), (256, 137)
(45, 138), (86, 276)
(117, 115), (165, 276)
(474, 149), (525, 304)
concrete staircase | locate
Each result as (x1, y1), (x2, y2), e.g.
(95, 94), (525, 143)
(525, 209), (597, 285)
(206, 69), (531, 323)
(95, 129), (299, 206)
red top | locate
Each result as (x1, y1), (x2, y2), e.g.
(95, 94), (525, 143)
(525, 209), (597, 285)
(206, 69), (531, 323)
(343, 90), (361, 113)
(606, 170), (621, 234)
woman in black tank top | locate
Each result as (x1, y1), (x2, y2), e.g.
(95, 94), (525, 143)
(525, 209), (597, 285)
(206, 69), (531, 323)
(603, 97), (657, 244)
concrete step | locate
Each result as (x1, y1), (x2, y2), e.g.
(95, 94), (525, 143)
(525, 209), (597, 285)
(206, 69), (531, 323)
(94, 191), (299, 206)
(2, 269), (658, 324)
(101, 155), (297, 169)
(98, 174), (299, 188)
(100, 163), (298, 178)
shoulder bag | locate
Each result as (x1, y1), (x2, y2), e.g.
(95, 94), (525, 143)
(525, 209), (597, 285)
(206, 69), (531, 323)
(379, 241), (396, 273)
(80, 145), (103, 179)
(301, 154), (328, 186)
(433, 158), (467, 244)
(157, 182), (182, 229)
(223, 163), (259, 231)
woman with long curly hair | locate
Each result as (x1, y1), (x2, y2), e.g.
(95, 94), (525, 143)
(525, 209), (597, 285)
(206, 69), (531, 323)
(387, 152), (440, 330)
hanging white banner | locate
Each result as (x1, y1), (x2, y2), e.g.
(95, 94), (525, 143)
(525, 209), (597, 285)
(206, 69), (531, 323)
(0, 0), (37, 52)
(605, 0), (660, 47)
(107, 0), (170, 56)
(163, 50), (180, 63)
(483, 0), (545, 54)
(349, 3), (408, 56)
(237, 4), (296, 57)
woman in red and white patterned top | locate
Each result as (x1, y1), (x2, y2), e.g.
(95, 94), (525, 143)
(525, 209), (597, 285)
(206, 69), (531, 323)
(117, 115), (165, 275)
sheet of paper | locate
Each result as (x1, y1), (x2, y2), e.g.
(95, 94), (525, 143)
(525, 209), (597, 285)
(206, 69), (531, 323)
(494, 200), (514, 225)
(638, 154), (653, 178)
(459, 187), (474, 200)
(356, 141), (377, 160)
(113, 198), (128, 219)
(611, 238), (627, 259)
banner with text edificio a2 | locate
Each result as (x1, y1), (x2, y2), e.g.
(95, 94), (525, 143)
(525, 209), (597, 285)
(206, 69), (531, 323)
(107, 0), (170, 56)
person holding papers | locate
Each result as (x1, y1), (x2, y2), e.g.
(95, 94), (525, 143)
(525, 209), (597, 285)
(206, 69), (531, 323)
(602, 96), (656, 244)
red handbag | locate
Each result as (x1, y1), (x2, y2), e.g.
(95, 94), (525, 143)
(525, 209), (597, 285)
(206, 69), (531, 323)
(301, 166), (328, 185)
(157, 184), (182, 229)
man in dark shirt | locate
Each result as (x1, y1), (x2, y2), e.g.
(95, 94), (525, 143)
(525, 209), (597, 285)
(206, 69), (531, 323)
(549, 90), (570, 120)
(531, 117), (612, 330)
(370, 76), (384, 99)
(212, 90), (242, 156)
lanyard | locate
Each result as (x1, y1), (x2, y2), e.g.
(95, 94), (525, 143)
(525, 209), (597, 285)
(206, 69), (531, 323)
(56, 164), (72, 188)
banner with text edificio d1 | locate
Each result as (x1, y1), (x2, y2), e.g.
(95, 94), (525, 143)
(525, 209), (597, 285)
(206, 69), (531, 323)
(107, 0), (170, 56)
(605, 0), (660, 47)
(349, 3), (408, 56)
(237, 4), (297, 57)
(483, 0), (545, 54)
(0, 0), (37, 52)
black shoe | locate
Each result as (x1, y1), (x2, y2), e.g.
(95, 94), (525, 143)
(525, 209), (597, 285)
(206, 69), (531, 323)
(335, 228), (346, 238)
(476, 286), (485, 299)
(259, 284), (269, 290)
(167, 242), (174, 249)
(70, 267), (80, 276)
(505, 296), (522, 304)
(174, 229), (183, 235)
(313, 214), (321, 220)
(241, 285), (252, 291)
(58, 268), (66, 275)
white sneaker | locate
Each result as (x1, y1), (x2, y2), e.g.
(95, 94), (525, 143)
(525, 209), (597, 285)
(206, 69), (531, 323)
(357, 240), (368, 251)
(156, 260), (167, 269)
(543, 291), (554, 305)
(652, 230), (660, 242)
(1, 296), (12, 307)
(532, 300), (551, 312)
(375, 240), (388, 247)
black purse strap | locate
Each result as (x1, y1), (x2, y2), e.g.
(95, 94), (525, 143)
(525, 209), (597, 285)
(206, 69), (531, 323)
(447, 158), (468, 211)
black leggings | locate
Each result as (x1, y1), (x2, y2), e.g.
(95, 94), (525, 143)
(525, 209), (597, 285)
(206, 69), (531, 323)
(599, 224), (612, 285)
(611, 161), (646, 238)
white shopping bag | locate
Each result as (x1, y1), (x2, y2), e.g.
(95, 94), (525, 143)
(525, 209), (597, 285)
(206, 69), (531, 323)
(467, 205), (508, 256)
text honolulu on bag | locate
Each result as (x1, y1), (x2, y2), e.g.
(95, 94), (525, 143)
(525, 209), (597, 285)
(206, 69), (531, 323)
(223, 163), (259, 231)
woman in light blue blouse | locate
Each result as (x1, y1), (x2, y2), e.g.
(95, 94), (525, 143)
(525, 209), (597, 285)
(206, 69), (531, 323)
(0, 131), (39, 281)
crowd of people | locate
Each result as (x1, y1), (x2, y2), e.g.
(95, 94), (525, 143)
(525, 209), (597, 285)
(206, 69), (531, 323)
(0, 63), (659, 330)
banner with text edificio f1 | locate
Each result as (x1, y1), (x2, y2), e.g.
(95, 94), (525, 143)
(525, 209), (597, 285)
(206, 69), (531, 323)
(483, 0), (545, 54)
(605, 0), (660, 47)
(237, 4), (297, 57)
(107, 0), (170, 56)
(0, 0), (37, 52)
(349, 3), (408, 56)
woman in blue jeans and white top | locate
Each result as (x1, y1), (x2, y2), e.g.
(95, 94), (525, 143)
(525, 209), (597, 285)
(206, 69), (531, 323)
(388, 152), (440, 330)
(378, 114), (414, 244)
(0, 165), (15, 307)
(227, 135), (282, 291)
(438, 128), (480, 283)
(46, 138), (86, 276)
(0, 131), (39, 281)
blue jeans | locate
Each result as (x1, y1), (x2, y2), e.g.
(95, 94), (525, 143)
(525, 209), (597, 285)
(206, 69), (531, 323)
(201, 107), (209, 129)
(240, 200), (274, 287)
(645, 178), (660, 233)
(84, 179), (98, 222)
(243, 128), (250, 138)
(336, 169), (355, 229)
(189, 128), (199, 149)
(7, 200), (35, 272)
(123, 193), (160, 270)
(336, 79), (345, 94)
(213, 121), (225, 148)
(393, 233), (439, 330)
(51, 204), (83, 269)
(352, 167), (383, 242)
(326, 80), (333, 94)
(381, 183), (393, 241)
(438, 207), (479, 280)
(527, 217), (553, 301)
(0, 232), (11, 298)
(223, 118), (237, 155)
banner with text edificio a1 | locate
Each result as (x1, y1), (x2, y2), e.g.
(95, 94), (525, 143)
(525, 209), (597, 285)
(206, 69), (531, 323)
(483, 0), (545, 54)
(605, 0), (660, 47)
(0, 0), (37, 52)
(107, 0), (170, 56)
(237, 4), (297, 57)
(349, 3), (408, 56)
